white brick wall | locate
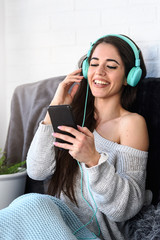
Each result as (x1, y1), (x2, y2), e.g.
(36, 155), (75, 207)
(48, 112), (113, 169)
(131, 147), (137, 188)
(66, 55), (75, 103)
(0, 0), (160, 149)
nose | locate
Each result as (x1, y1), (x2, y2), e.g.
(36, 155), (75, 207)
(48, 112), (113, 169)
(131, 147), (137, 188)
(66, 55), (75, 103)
(96, 64), (106, 76)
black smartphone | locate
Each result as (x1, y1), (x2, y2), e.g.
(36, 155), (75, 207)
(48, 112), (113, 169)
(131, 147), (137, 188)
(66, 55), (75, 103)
(48, 105), (77, 144)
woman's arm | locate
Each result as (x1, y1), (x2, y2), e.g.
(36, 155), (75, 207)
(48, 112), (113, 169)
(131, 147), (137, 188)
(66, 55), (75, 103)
(43, 69), (83, 125)
(82, 147), (148, 222)
(26, 122), (56, 180)
(27, 69), (83, 180)
(82, 114), (149, 222)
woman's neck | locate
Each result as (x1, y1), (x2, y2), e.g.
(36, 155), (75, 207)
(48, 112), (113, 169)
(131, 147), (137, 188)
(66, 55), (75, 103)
(94, 95), (123, 124)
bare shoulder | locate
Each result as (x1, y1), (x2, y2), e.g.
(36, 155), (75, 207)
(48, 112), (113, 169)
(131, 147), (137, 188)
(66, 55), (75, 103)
(119, 112), (149, 151)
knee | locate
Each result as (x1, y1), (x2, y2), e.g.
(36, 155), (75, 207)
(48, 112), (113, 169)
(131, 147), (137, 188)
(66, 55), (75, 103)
(10, 193), (61, 216)
(10, 193), (45, 207)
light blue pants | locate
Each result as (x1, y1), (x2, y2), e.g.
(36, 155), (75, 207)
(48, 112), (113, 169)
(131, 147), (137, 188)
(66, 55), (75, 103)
(0, 193), (100, 240)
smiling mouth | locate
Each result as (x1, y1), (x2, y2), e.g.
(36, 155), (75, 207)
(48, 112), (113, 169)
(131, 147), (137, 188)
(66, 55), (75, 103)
(94, 80), (109, 85)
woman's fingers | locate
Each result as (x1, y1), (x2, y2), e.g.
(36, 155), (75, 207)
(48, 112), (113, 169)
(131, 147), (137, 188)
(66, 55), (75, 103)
(56, 126), (93, 143)
(53, 141), (72, 150)
(52, 126), (84, 150)
(62, 75), (83, 87)
(59, 69), (83, 92)
(77, 125), (93, 137)
(65, 68), (83, 81)
(52, 126), (100, 166)
(52, 131), (75, 145)
(50, 69), (83, 106)
(68, 68), (82, 76)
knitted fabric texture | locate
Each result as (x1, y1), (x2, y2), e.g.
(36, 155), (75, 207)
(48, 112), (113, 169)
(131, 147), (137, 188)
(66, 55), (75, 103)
(0, 193), (100, 240)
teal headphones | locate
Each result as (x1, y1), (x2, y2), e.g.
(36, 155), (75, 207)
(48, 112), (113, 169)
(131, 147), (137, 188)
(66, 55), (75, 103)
(82, 34), (142, 87)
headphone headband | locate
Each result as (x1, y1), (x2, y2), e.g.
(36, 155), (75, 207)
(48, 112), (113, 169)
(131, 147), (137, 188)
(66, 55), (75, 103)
(82, 34), (142, 87)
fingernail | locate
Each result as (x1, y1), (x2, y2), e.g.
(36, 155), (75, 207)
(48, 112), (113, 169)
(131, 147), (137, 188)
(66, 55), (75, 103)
(57, 126), (62, 130)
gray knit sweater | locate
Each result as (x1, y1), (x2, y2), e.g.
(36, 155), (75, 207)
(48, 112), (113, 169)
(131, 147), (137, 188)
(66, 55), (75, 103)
(27, 123), (151, 240)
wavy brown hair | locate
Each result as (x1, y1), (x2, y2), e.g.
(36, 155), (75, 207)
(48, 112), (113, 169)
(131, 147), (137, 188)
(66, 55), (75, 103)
(47, 35), (147, 204)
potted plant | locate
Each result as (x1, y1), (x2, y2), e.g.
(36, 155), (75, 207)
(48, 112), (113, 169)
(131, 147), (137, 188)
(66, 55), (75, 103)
(0, 149), (27, 210)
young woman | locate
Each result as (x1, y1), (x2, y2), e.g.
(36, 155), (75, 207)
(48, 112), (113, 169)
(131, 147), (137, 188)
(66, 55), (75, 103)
(0, 35), (152, 240)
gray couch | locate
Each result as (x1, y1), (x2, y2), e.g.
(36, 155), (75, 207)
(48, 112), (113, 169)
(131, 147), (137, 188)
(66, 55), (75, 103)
(4, 75), (65, 193)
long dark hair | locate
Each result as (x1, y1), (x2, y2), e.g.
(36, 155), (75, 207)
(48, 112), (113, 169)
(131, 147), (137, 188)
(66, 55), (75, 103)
(47, 35), (147, 204)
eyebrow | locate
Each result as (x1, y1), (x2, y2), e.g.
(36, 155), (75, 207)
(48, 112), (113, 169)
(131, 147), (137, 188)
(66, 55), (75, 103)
(90, 57), (120, 65)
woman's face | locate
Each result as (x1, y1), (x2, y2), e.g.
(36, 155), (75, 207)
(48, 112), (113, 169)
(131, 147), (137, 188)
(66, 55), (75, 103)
(87, 42), (126, 100)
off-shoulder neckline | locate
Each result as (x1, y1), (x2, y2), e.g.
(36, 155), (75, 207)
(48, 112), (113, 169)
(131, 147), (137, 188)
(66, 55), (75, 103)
(93, 130), (148, 155)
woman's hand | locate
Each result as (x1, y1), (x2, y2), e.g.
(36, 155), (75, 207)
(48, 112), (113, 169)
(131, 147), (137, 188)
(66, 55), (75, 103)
(52, 125), (100, 167)
(43, 69), (83, 124)
(50, 69), (83, 106)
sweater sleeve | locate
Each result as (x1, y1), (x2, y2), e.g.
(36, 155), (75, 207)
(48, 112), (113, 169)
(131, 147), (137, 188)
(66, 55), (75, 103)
(82, 147), (148, 222)
(26, 122), (56, 181)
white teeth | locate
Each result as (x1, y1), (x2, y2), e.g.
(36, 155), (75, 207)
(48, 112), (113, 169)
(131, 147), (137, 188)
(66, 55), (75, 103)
(94, 80), (109, 85)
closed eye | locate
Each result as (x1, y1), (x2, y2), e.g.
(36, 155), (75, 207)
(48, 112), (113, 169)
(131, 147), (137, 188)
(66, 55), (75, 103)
(90, 64), (99, 67)
(107, 66), (117, 69)
(90, 63), (117, 69)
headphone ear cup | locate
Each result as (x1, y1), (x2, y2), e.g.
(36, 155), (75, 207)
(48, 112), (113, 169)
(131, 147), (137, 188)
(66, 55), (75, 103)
(127, 67), (142, 87)
(82, 58), (89, 79)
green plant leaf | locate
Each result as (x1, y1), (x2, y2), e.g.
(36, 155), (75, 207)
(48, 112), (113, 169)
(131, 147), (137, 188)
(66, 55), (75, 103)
(0, 149), (26, 175)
